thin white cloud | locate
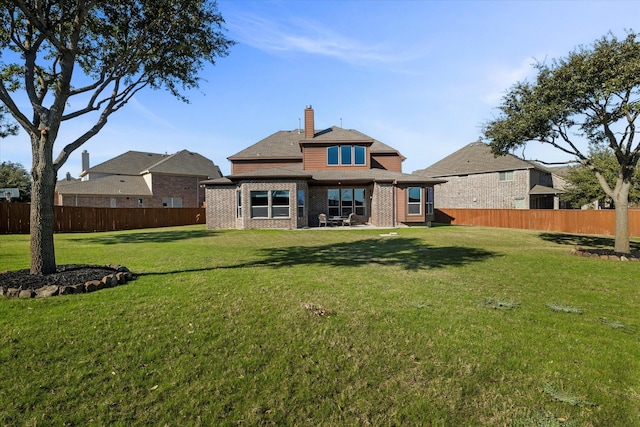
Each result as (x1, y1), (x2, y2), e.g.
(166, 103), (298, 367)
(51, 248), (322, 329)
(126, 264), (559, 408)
(228, 13), (419, 67)
(480, 56), (538, 105)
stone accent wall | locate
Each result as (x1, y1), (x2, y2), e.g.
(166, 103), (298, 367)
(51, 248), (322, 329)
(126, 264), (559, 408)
(434, 170), (530, 209)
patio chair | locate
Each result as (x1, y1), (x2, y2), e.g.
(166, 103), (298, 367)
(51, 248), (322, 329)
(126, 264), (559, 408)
(318, 213), (328, 227)
(342, 213), (357, 226)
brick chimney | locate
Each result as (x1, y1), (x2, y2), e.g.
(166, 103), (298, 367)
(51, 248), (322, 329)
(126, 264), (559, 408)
(304, 105), (314, 139)
(81, 150), (90, 172)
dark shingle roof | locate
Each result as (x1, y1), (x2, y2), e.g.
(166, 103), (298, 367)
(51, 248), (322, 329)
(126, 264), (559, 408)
(228, 127), (403, 161)
(56, 175), (153, 196)
(82, 150), (221, 179)
(201, 165), (444, 186)
(413, 142), (549, 178)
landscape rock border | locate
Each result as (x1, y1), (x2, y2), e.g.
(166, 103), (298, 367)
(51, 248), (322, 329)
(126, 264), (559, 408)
(570, 247), (640, 262)
(1, 265), (135, 299)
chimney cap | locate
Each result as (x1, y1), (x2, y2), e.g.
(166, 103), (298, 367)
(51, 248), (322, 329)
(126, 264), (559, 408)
(305, 104), (312, 109)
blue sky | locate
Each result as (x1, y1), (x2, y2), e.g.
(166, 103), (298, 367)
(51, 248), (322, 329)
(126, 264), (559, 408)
(2, 0), (640, 177)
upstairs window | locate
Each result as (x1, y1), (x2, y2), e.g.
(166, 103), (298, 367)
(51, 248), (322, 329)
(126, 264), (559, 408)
(499, 171), (514, 181)
(327, 145), (367, 166)
(327, 146), (339, 165)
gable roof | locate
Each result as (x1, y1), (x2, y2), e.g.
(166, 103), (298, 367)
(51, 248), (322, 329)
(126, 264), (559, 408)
(413, 141), (550, 178)
(228, 126), (404, 161)
(81, 150), (221, 178)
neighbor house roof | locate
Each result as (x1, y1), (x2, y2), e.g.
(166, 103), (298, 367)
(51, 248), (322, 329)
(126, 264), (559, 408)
(56, 175), (152, 196)
(413, 141), (551, 178)
(81, 150), (221, 179)
(228, 127), (404, 161)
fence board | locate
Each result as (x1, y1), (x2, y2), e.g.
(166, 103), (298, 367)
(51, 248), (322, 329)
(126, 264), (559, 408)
(0, 203), (205, 234)
(435, 208), (640, 237)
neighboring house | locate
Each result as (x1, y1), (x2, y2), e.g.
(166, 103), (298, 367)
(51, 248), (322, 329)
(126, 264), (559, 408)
(55, 150), (221, 208)
(413, 142), (568, 210)
(202, 105), (443, 229)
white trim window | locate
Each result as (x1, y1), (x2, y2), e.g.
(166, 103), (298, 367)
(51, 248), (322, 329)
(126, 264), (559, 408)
(162, 197), (182, 207)
(271, 190), (290, 218)
(327, 145), (367, 166)
(236, 190), (242, 218)
(250, 191), (268, 218)
(250, 190), (290, 218)
(499, 171), (514, 181)
(407, 187), (422, 215)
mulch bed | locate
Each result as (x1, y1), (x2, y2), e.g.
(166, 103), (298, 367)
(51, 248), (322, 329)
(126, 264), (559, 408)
(1, 264), (133, 297)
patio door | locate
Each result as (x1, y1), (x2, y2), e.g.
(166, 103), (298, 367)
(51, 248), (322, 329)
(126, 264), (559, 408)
(327, 188), (365, 217)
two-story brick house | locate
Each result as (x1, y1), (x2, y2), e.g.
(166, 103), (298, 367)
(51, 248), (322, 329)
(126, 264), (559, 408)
(202, 106), (444, 229)
(55, 149), (221, 208)
(413, 141), (568, 209)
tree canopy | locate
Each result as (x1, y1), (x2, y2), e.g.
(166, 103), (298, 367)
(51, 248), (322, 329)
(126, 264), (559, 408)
(482, 31), (640, 253)
(0, 161), (31, 202)
(0, 0), (234, 273)
(0, 105), (18, 138)
(561, 147), (640, 209)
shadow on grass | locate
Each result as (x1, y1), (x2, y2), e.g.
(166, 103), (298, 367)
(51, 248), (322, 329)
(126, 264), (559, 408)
(139, 236), (497, 278)
(69, 229), (218, 245)
(243, 237), (495, 271)
(539, 232), (640, 251)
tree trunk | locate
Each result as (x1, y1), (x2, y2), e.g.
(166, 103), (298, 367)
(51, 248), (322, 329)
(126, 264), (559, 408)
(613, 185), (631, 254)
(29, 134), (57, 275)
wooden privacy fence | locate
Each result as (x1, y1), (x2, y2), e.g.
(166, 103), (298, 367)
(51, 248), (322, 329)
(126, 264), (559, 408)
(0, 203), (206, 234)
(435, 208), (640, 238)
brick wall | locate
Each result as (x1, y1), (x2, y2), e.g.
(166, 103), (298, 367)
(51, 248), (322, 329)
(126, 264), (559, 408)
(59, 195), (152, 208)
(150, 175), (206, 208)
(205, 185), (238, 229)
(206, 180), (307, 230)
(434, 169), (530, 209)
(57, 174), (207, 208)
(370, 182), (395, 227)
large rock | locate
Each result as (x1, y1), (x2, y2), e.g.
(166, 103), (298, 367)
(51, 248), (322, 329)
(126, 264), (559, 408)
(19, 290), (35, 298)
(85, 280), (100, 293)
(36, 285), (60, 298)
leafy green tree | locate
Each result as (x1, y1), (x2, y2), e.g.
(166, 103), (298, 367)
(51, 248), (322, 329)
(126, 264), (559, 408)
(0, 1), (234, 274)
(0, 161), (31, 202)
(562, 147), (640, 209)
(483, 32), (640, 254)
(0, 105), (18, 138)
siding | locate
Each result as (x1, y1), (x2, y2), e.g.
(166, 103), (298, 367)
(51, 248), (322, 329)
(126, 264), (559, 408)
(371, 154), (402, 172)
(303, 146), (370, 170)
(231, 159), (301, 174)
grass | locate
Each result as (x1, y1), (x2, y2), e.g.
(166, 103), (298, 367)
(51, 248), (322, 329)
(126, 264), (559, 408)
(1, 224), (639, 426)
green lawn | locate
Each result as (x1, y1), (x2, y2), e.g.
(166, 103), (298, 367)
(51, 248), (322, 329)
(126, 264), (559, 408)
(1, 225), (639, 426)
